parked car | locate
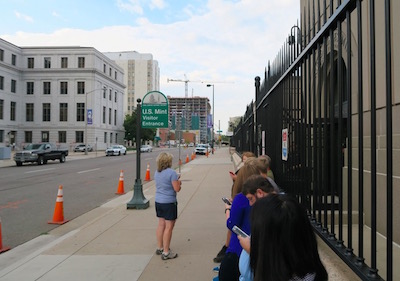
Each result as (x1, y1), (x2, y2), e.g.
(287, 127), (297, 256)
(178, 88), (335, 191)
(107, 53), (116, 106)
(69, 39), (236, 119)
(105, 145), (127, 156)
(74, 144), (93, 152)
(140, 145), (153, 152)
(14, 143), (68, 166)
(195, 144), (211, 155)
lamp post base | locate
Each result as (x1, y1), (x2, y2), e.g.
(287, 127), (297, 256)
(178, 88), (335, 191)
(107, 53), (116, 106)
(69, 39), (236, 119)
(126, 179), (149, 209)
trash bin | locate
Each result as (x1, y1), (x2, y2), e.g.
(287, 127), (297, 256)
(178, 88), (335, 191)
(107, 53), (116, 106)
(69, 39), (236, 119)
(0, 147), (11, 160)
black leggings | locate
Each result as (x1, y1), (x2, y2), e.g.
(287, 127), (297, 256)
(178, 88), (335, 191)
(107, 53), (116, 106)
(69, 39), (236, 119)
(218, 252), (239, 281)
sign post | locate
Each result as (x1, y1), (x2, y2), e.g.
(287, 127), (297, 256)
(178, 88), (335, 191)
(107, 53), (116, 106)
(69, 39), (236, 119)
(141, 91), (169, 129)
(127, 98), (149, 209)
(127, 91), (168, 210)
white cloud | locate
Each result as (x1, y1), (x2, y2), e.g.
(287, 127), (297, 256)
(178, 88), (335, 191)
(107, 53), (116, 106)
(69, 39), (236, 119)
(52, 11), (61, 18)
(150, 0), (166, 10)
(4, 0), (300, 132)
(117, 0), (143, 15)
(14, 11), (34, 23)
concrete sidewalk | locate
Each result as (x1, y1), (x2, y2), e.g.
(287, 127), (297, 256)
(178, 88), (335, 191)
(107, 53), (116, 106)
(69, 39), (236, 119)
(0, 147), (358, 281)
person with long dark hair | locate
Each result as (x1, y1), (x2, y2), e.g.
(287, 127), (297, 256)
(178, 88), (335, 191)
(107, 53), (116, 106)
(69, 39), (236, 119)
(250, 194), (328, 281)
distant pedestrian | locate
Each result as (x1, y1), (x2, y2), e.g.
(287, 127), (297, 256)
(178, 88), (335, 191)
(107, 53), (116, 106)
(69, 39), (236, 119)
(154, 152), (182, 260)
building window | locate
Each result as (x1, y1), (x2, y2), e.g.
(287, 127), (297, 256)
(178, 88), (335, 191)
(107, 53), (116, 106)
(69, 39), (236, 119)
(26, 103), (34, 122)
(25, 131), (32, 143)
(60, 103), (68, 122)
(103, 88), (106, 98)
(12, 54), (16, 65)
(115, 133), (118, 143)
(11, 80), (16, 93)
(103, 106), (106, 123)
(43, 81), (51, 95)
(77, 81), (85, 94)
(61, 57), (68, 68)
(77, 103), (85, 122)
(27, 57), (34, 68)
(58, 131), (67, 143)
(60, 81), (68, 94)
(103, 64), (106, 73)
(75, 131), (84, 143)
(110, 133), (113, 143)
(0, 130), (3, 143)
(41, 131), (49, 142)
(44, 57), (51, 68)
(0, 99), (3, 119)
(109, 89), (112, 100)
(115, 71), (117, 80)
(0, 76), (3, 90)
(115, 92), (117, 102)
(78, 57), (85, 68)
(114, 109), (117, 125)
(27, 82), (34, 95)
(109, 67), (112, 76)
(0, 49), (3, 61)
(43, 103), (51, 122)
(104, 132), (107, 143)
(109, 108), (111, 124)
(10, 101), (16, 121)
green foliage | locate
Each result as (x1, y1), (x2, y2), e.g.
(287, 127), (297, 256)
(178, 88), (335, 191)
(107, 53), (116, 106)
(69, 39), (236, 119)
(123, 109), (156, 142)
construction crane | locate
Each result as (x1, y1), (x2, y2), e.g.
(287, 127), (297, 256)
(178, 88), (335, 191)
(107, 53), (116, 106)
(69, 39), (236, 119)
(167, 74), (201, 98)
(167, 74), (233, 97)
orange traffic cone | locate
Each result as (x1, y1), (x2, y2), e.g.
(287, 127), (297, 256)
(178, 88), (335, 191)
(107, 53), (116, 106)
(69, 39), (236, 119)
(145, 163), (151, 181)
(186, 154), (190, 163)
(48, 185), (69, 225)
(191, 152), (194, 160)
(206, 150), (209, 158)
(116, 170), (125, 194)
(0, 218), (11, 254)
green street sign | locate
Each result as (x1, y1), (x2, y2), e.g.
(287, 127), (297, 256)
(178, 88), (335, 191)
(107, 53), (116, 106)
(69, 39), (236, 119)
(141, 91), (169, 128)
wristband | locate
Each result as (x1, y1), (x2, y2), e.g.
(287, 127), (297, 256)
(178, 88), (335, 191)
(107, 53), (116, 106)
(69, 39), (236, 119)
(225, 208), (231, 214)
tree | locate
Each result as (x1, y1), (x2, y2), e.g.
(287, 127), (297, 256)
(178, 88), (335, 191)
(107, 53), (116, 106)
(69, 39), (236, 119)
(123, 109), (156, 143)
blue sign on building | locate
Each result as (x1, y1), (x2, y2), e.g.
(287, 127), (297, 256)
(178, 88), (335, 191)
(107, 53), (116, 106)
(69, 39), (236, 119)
(87, 109), (93, 125)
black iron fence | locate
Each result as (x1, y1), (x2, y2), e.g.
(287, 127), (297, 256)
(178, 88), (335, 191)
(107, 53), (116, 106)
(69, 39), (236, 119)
(231, 0), (396, 280)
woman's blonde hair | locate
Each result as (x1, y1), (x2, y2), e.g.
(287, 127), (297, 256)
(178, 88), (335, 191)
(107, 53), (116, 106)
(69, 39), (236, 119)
(156, 152), (173, 172)
(232, 157), (261, 197)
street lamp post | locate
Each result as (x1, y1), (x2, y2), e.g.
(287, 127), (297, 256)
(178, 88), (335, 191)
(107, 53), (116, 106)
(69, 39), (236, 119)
(207, 84), (214, 154)
(127, 98), (149, 209)
(85, 87), (105, 155)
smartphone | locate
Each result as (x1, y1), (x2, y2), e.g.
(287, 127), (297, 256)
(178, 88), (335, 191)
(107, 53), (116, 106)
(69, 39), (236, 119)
(232, 225), (249, 238)
(222, 197), (231, 205)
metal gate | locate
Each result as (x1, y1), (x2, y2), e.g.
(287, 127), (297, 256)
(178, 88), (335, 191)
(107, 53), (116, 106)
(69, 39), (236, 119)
(232, 0), (396, 280)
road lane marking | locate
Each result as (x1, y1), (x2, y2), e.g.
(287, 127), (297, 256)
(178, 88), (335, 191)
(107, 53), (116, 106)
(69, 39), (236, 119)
(25, 168), (56, 174)
(78, 168), (101, 174)
(0, 199), (28, 210)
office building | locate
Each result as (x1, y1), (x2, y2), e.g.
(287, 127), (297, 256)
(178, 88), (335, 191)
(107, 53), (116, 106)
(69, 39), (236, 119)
(103, 51), (160, 116)
(0, 38), (125, 151)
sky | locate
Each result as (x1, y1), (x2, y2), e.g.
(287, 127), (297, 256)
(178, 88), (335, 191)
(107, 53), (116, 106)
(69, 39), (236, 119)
(1, 0), (300, 134)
